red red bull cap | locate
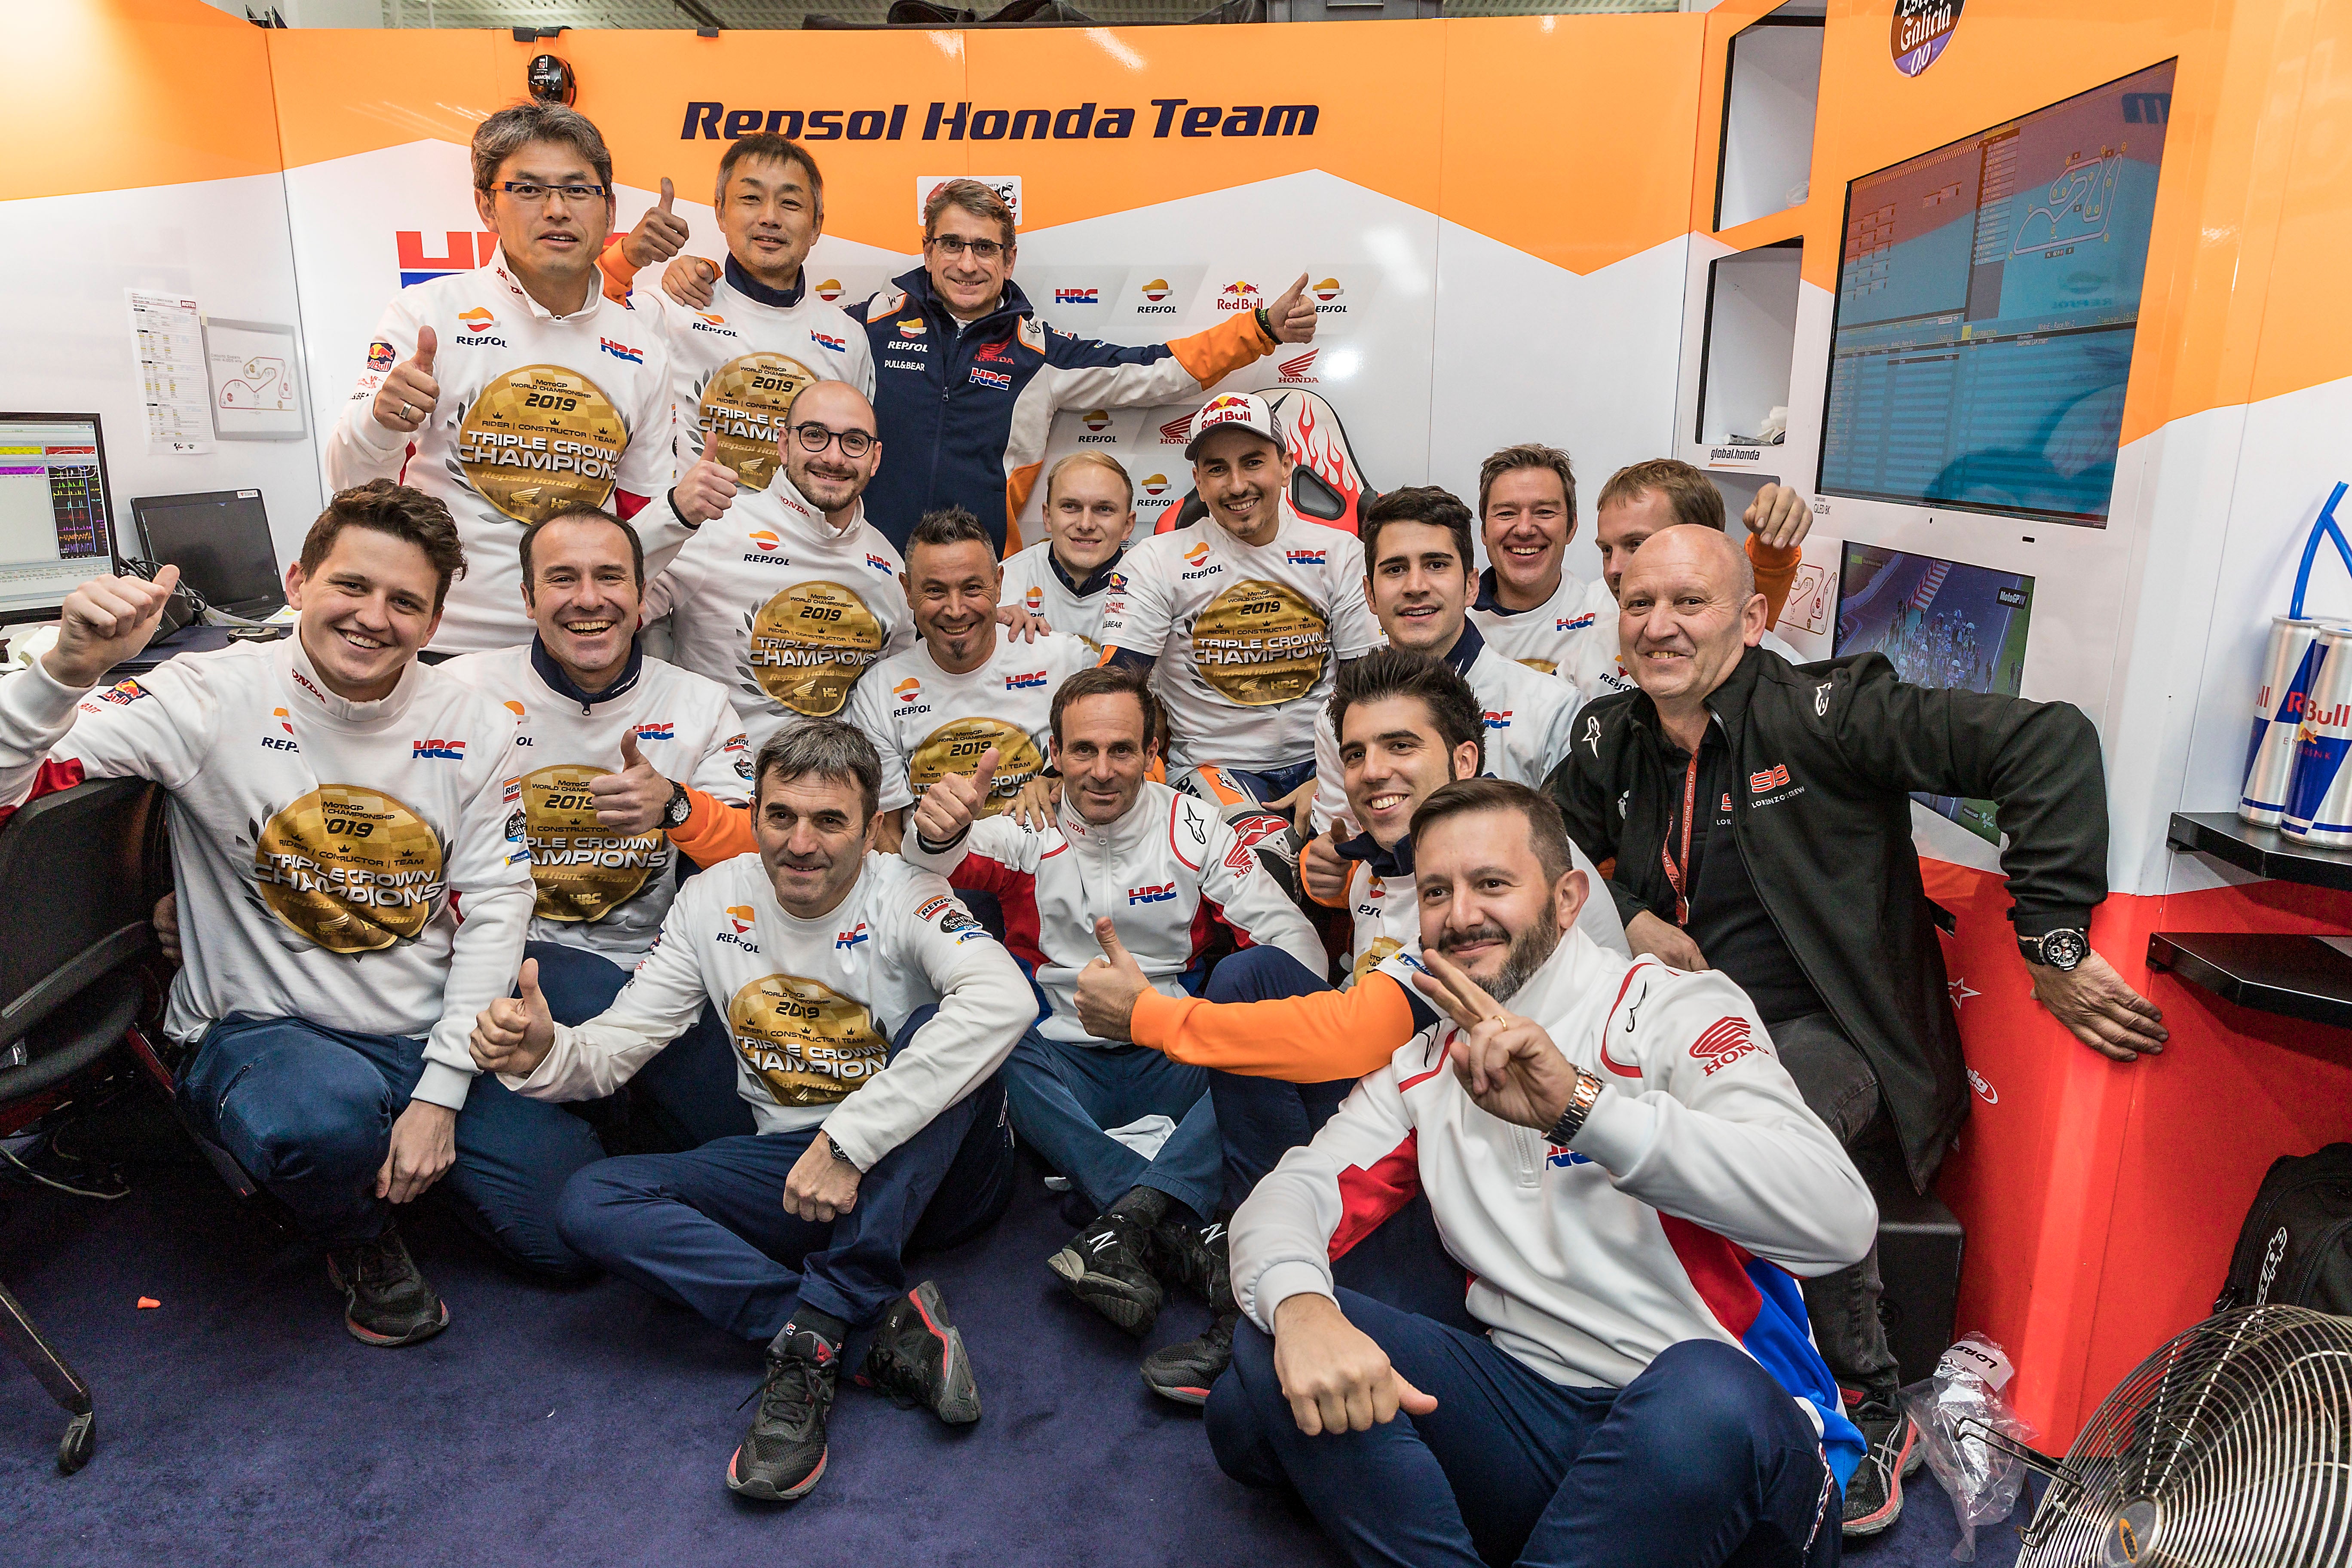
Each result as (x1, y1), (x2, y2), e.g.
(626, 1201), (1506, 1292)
(1184, 391), (1284, 460)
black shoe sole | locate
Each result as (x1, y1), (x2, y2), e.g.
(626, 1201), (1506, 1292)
(343, 1299), (449, 1348)
(908, 1282), (981, 1426)
(1140, 1366), (1215, 1406)
(1047, 1247), (1161, 1336)
(728, 1443), (826, 1502)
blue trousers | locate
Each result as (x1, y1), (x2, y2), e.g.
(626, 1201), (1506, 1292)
(555, 1006), (1017, 1340)
(1210, 1290), (1842, 1568)
(525, 940), (756, 1148)
(1002, 1031), (1219, 1220)
(177, 1014), (605, 1278)
(1222, 758), (1318, 804)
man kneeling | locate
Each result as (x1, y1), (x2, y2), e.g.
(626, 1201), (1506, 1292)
(1211, 779), (1875, 1568)
(470, 720), (1029, 1502)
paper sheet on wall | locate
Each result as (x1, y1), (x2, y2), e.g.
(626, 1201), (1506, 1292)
(205, 320), (306, 439)
(128, 289), (214, 454)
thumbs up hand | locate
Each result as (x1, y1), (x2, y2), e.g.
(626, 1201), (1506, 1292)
(589, 729), (675, 834)
(912, 746), (996, 848)
(471, 957), (556, 1076)
(1075, 915), (1152, 1043)
(622, 177), (692, 270)
(372, 324), (441, 435)
(673, 453), (739, 525)
(1266, 273), (1319, 344)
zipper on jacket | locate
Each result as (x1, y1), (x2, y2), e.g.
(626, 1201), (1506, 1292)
(1512, 1123), (1544, 1189)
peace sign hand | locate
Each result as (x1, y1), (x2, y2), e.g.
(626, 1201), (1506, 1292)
(1412, 946), (1582, 1133)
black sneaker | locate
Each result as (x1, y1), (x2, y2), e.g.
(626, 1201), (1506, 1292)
(728, 1329), (839, 1502)
(1140, 1309), (1238, 1406)
(858, 1280), (980, 1425)
(1150, 1216), (1230, 1306)
(1841, 1398), (1918, 1537)
(324, 1225), (447, 1348)
(1047, 1211), (1164, 1335)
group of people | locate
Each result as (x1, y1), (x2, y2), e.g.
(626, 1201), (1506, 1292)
(0, 96), (2178, 1567)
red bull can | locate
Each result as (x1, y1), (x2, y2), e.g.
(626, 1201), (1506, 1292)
(2241, 616), (2324, 826)
(2282, 627), (2352, 845)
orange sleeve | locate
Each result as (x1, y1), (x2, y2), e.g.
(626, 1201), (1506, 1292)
(1748, 534), (1800, 631)
(668, 786), (757, 868)
(1305, 851), (1355, 911)
(597, 243), (642, 305)
(1130, 970), (1415, 1080)
(1165, 309), (1277, 386)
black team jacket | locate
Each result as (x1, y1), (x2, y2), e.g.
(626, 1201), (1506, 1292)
(1547, 646), (2107, 1190)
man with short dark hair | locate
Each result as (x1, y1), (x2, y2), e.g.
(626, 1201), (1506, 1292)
(1464, 443), (1611, 677)
(470, 719), (1030, 1502)
(1000, 451), (1135, 649)
(328, 103), (675, 654)
(0, 481), (576, 1344)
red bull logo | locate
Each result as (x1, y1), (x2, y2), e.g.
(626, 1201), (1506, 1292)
(366, 341), (395, 372)
(1216, 280), (1261, 312)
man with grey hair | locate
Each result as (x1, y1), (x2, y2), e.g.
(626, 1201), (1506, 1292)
(328, 101), (676, 654)
(469, 717), (1032, 1503)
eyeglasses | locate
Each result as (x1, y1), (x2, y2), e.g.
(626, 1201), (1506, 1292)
(926, 234), (1008, 262)
(793, 421), (876, 459)
(496, 181), (609, 205)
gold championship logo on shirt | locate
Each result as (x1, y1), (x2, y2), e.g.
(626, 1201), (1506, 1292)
(700, 353), (820, 490)
(1191, 579), (1331, 705)
(254, 785), (444, 952)
(908, 717), (1043, 816)
(1519, 658), (1559, 676)
(744, 581), (885, 717)
(1348, 935), (1403, 989)
(456, 363), (625, 525)
(728, 974), (889, 1105)
(519, 763), (666, 922)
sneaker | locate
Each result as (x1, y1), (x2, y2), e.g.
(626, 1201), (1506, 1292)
(1841, 1399), (1918, 1537)
(1150, 1216), (1230, 1307)
(1047, 1211), (1164, 1335)
(858, 1280), (981, 1426)
(324, 1225), (448, 1348)
(727, 1329), (839, 1502)
(1140, 1309), (1238, 1406)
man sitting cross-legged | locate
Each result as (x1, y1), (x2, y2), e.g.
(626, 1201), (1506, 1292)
(469, 720), (1030, 1502)
(898, 663), (1325, 1363)
(1209, 778), (1875, 1568)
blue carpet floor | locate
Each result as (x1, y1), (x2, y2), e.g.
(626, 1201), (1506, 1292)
(1, 1146), (2030, 1567)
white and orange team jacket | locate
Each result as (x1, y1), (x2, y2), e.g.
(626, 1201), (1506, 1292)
(999, 540), (1121, 651)
(326, 248), (677, 655)
(901, 779), (1328, 1047)
(1335, 833), (1627, 988)
(641, 474), (915, 748)
(1469, 570), (1615, 677)
(499, 850), (1031, 1170)
(0, 643), (531, 1112)
(1231, 930), (1874, 1464)
(441, 642), (748, 963)
(842, 630), (1097, 815)
(1100, 511), (1379, 771)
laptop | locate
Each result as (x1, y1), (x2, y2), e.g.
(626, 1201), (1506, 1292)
(131, 488), (286, 619)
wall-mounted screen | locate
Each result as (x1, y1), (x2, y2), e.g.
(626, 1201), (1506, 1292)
(0, 413), (120, 625)
(1834, 542), (2036, 843)
(1818, 59), (2177, 526)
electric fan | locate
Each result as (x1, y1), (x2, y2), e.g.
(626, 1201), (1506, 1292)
(1969, 1305), (2351, 1566)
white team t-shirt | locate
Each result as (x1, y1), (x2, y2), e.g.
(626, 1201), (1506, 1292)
(843, 630), (1098, 813)
(1001, 540), (1120, 651)
(1469, 570), (1612, 677)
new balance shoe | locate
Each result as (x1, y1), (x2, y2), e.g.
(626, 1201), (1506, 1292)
(1841, 1398), (1919, 1536)
(1150, 1215), (1230, 1307)
(858, 1280), (980, 1425)
(1047, 1211), (1164, 1335)
(1140, 1310), (1238, 1406)
(324, 1225), (447, 1348)
(728, 1328), (839, 1502)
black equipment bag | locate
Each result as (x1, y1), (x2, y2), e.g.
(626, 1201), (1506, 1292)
(2214, 1142), (2352, 1316)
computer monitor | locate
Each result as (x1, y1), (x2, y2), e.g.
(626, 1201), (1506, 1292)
(132, 489), (285, 619)
(1817, 59), (2178, 526)
(0, 413), (122, 625)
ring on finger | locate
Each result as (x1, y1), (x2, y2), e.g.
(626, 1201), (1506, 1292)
(400, 401), (415, 421)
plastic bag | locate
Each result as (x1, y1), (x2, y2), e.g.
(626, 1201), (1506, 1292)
(1898, 1334), (2036, 1561)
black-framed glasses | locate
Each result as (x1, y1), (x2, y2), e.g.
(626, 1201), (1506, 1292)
(496, 180), (609, 204)
(926, 234), (1007, 261)
(793, 421), (876, 458)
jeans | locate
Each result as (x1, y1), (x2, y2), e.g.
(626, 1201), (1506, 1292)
(524, 940), (756, 1148)
(177, 1014), (606, 1278)
(1210, 1290), (1842, 1568)
(1002, 1031), (1220, 1220)
(1220, 758), (1319, 805)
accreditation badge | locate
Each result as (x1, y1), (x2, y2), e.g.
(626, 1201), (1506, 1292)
(700, 353), (820, 490)
(744, 580), (885, 717)
(456, 363), (625, 524)
(728, 974), (890, 1105)
(519, 764), (665, 922)
(254, 785), (444, 952)
(1191, 579), (1330, 706)
(907, 717), (1043, 816)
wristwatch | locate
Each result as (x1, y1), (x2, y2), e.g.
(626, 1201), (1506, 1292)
(661, 781), (693, 831)
(1545, 1066), (1604, 1149)
(2018, 928), (2089, 971)
(826, 1133), (858, 1169)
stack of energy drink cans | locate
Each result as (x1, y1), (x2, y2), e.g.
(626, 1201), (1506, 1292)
(2243, 614), (2352, 846)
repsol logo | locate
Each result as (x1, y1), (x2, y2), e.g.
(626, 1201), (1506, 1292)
(682, 99), (1318, 143)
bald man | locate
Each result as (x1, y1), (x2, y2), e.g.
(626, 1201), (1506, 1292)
(1547, 524), (2162, 1538)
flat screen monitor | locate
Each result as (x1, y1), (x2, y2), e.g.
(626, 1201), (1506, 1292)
(1817, 60), (2178, 526)
(133, 488), (285, 618)
(1834, 542), (2036, 844)
(0, 413), (122, 625)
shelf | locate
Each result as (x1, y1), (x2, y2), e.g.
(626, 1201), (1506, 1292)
(2146, 933), (2352, 1033)
(2166, 811), (2352, 893)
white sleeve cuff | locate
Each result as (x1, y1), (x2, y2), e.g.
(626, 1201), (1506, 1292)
(20, 655), (98, 710)
(1251, 1261), (1336, 1332)
(410, 1059), (475, 1112)
(1568, 1085), (1662, 1177)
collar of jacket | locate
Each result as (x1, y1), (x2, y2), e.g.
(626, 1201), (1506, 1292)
(531, 634), (646, 712)
(1471, 566), (1516, 616)
(1626, 642), (1761, 743)
(1050, 544), (1124, 598)
(892, 264), (1034, 339)
(1442, 620), (1486, 681)
(1059, 777), (1166, 856)
(1335, 826), (1414, 883)
(725, 256), (807, 309)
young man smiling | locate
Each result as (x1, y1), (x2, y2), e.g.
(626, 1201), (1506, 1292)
(999, 451), (1136, 649)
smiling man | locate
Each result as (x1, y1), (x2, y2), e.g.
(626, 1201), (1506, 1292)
(0, 481), (572, 1347)
(327, 104), (674, 655)
(1463, 444), (1614, 677)
(999, 451), (1135, 649)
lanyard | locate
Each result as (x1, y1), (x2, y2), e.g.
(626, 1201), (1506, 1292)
(1659, 748), (1701, 925)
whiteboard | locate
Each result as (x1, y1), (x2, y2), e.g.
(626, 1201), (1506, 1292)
(203, 318), (307, 441)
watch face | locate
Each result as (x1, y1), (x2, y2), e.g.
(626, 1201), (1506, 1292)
(2042, 929), (2089, 969)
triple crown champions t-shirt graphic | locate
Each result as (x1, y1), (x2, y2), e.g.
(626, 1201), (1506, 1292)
(744, 582), (886, 717)
(698, 353), (820, 490)
(252, 785), (444, 952)
(518, 764), (668, 922)
(455, 363), (625, 524)
(909, 717), (1044, 815)
(728, 973), (890, 1105)
(1192, 579), (1331, 705)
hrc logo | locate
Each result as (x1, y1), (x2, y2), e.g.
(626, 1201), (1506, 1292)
(1749, 763), (1792, 794)
(810, 330), (847, 352)
(1006, 671), (1048, 691)
(635, 722), (674, 741)
(1482, 709), (1513, 729)
(970, 366), (1011, 391)
(835, 922), (869, 950)
(1285, 549), (1327, 567)
(599, 337), (643, 364)
(413, 738), (466, 760)
(865, 553), (893, 573)
(1054, 288), (1099, 306)
(1128, 882), (1176, 904)
(1556, 613), (1596, 634)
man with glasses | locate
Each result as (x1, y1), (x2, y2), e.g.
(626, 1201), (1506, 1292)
(328, 103), (674, 655)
